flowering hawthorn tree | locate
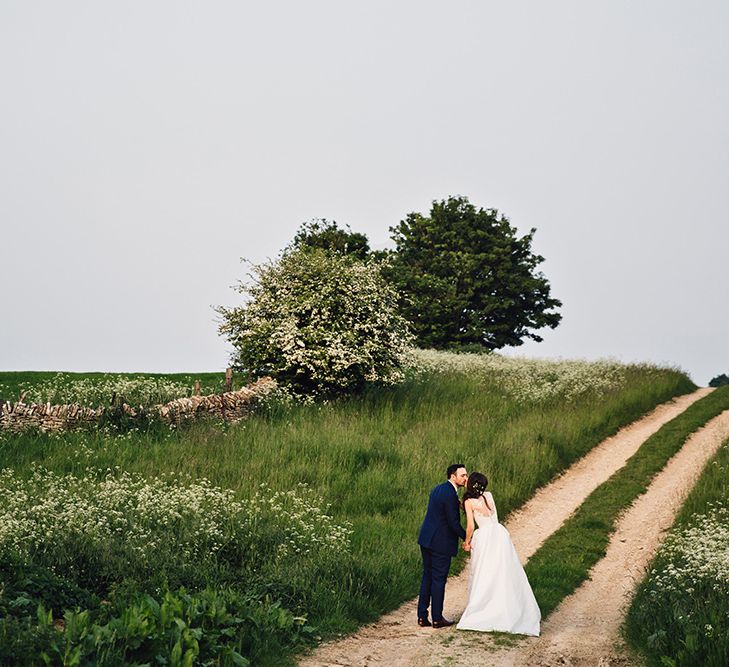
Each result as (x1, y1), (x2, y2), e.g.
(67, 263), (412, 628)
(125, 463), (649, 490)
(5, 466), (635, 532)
(218, 247), (413, 396)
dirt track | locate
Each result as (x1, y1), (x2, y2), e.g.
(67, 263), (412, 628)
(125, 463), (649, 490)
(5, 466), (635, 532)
(513, 406), (729, 666)
(299, 388), (715, 667)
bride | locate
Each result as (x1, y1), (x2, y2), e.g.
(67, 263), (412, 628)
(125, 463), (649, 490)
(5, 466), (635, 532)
(456, 472), (541, 636)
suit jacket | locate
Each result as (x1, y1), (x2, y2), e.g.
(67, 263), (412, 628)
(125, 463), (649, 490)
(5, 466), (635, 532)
(418, 481), (467, 556)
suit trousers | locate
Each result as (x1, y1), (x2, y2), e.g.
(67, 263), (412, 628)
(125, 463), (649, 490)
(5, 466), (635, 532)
(417, 546), (452, 621)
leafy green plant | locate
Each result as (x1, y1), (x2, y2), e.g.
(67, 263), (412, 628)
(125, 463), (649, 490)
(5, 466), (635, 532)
(0, 552), (98, 619)
(0, 588), (312, 666)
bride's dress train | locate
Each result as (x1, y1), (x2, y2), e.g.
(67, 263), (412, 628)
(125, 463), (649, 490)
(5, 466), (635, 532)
(456, 492), (541, 636)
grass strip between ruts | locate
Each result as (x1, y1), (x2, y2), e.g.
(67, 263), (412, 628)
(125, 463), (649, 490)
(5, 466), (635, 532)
(524, 385), (729, 618)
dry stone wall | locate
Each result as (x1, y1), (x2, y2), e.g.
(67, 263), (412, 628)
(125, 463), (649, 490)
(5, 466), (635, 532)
(156, 377), (276, 425)
(0, 402), (105, 433)
(0, 377), (277, 434)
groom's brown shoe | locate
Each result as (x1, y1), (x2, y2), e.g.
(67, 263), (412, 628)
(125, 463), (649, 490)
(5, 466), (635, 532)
(417, 617), (431, 627)
(432, 618), (454, 628)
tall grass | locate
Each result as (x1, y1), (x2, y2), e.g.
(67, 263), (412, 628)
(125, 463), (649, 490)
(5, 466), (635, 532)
(625, 397), (729, 667)
(0, 361), (694, 646)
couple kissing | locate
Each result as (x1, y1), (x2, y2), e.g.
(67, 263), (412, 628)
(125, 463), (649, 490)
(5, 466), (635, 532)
(417, 463), (540, 635)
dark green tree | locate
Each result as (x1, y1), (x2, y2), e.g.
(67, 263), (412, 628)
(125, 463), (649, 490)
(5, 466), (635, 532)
(383, 196), (562, 350)
(288, 219), (370, 260)
(709, 373), (729, 387)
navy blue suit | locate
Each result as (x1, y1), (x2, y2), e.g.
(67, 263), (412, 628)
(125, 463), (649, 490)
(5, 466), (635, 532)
(417, 481), (466, 622)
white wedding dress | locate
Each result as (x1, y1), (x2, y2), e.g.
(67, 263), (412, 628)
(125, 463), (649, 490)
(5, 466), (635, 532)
(456, 492), (541, 636)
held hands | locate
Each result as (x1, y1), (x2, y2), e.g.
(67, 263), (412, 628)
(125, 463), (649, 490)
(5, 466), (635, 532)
(463, 542), (471, 552)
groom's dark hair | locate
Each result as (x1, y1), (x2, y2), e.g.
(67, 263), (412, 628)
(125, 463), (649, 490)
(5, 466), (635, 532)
(446, 463), (465, 478)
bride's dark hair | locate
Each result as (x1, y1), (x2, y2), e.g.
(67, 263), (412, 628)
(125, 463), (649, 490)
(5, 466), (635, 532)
(461, 472), (488, 512)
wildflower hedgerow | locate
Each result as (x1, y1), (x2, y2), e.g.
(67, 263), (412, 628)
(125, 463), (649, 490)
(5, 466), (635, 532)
(8, 373), (202, 408)
(0, 467), (352, 664)
(405, 349), (666, 403)
(0, 467), (351, 590)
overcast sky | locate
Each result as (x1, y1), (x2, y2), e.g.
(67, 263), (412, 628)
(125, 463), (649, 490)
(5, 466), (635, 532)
(1, 2), (727, 385)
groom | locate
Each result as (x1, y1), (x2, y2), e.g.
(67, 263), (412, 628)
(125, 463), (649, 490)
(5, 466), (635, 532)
(417, 463), (468, 628)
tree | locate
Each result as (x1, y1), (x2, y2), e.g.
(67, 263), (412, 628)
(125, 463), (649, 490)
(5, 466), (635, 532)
(709, 373), (729, 387)
(287, 219), (371, 260)
(383, 196), (562, 350)
(218, 247), (412, 397)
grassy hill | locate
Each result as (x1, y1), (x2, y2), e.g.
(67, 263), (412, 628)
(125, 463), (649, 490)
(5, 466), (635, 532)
(0, 354), (695, 665)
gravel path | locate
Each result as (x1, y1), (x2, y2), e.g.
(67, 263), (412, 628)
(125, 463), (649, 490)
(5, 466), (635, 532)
(298, 388), (712, 667)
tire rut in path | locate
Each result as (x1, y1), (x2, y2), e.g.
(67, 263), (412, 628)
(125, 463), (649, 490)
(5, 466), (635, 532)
(298, 388), (711, 667)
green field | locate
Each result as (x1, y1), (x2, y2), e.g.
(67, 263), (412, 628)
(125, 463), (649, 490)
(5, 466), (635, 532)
(0, 357), (696, 665)
(0, 371), (247, 406)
